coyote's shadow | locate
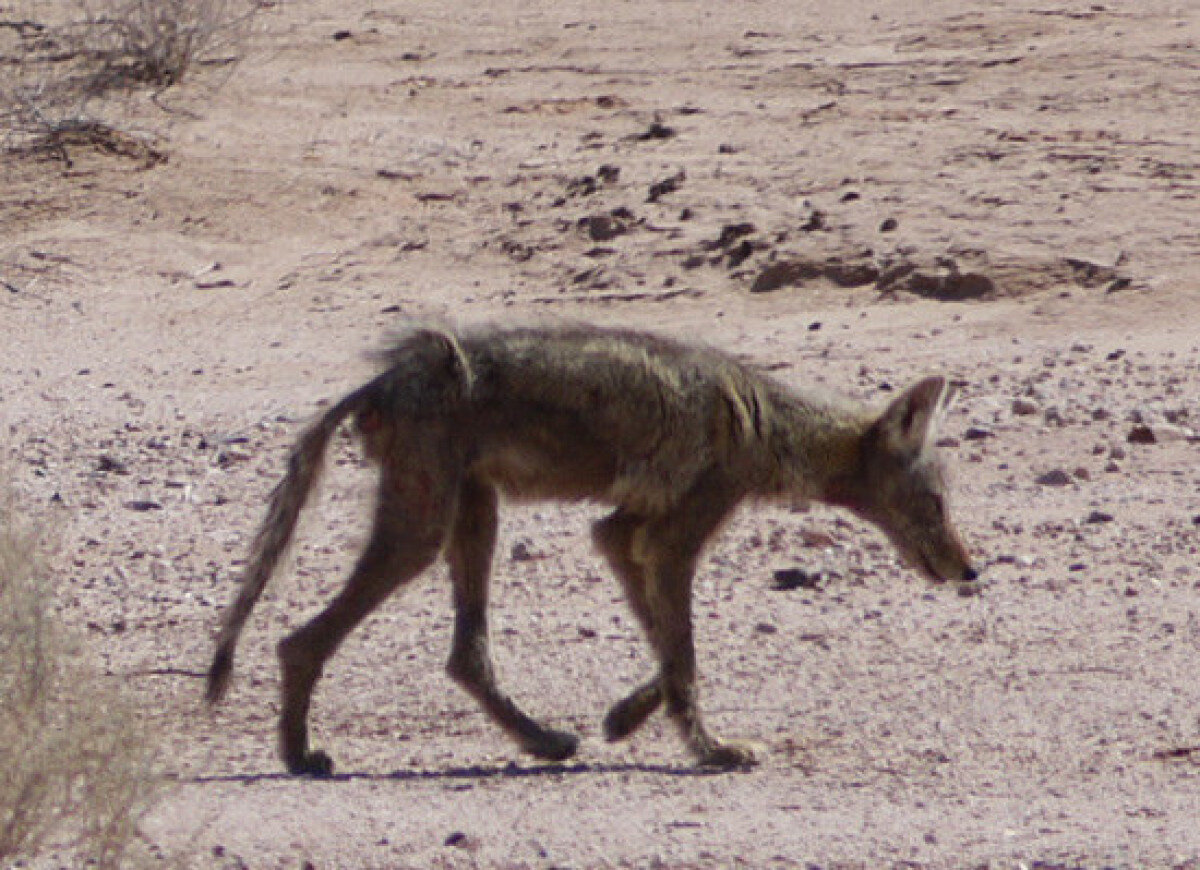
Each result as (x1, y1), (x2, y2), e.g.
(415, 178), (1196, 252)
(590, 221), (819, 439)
(189, 759), (737, 785)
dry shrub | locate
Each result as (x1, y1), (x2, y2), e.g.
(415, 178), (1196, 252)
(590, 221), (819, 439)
(0, 493), (160, 867)
(1, 0), (255, 153)
(69, 0), (257, 89)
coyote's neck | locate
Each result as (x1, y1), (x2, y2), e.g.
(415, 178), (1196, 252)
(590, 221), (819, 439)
(759, 387), (871, 503)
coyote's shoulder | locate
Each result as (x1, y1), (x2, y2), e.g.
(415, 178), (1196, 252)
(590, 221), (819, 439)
(207, 322), (977, 776)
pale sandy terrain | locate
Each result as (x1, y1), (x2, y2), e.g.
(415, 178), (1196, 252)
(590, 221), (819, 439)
(3, 1), (1200, 867)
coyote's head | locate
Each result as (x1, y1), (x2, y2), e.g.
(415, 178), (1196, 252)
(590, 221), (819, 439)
(832, 377), (979, 594)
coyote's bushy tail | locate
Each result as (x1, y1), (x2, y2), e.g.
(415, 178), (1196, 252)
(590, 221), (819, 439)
(204, 385), (371, 703)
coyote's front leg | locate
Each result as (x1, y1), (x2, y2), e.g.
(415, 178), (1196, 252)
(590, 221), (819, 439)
(445, 474), (578, 761)
(594, 510), (666, 741)
(645, 547), (760, 769)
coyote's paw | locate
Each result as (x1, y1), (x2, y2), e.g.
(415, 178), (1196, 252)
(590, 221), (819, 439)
(524, 728), (579, 762)
(697, 739), (762, 770)
(286, 748), (334, 778)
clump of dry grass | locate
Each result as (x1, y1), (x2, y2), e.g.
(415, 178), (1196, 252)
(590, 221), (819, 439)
(1, 0), (255, 156)
(68, 0), (257, 90)
(0, 492), (160, 867)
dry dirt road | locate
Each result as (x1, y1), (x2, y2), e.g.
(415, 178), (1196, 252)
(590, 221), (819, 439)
(3, 0), (1200, 867)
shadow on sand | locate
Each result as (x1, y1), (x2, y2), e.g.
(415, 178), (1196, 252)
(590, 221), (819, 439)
(187, 758), (742, 785)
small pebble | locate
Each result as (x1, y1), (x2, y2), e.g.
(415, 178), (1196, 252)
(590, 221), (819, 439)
(1035, 468), (1073, 486)
(1127, 425), (1156, 444)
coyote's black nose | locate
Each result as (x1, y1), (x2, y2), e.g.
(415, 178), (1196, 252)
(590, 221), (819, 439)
(962, 566), (979, 584)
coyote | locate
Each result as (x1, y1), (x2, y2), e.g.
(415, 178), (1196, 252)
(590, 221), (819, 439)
(206, 324), (977, 775)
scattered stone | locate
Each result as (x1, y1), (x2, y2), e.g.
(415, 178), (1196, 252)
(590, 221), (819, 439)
(215, 447), (252, 468)
(904, 270), (997, 301)
(799, 528), (836, 548)
(596, 164), (621, 184)
(647, 169), (685, 202)
(963, 425), (994, 441)
(1085, 510), (1114, 524)
(750, 259), (822, 293)
(565, 174), (599, 197)
(702, 222), (756, 252)
(825, 257), (880, 287)
(635, 120), (677, 141)
(1035, 468), (1073, 487)
(579, 212), (631, 242)
(772, 568), (823, 591)
(1063, 255), (1129, 289)
(879, 217), (898, 232)
(1011, 398), (1039, 416)
(1153, 746), (1200, 761)
(1127, 425), (1157, 444)
(96, 455), (128, 474)
(123, 499), (163, 511)
(725, 239), (757, 269)
(755, 621), (778, 635)
(749, 253), (879, 293)
(1044, 407), (1067, 427)
(799, 209), (826, 232)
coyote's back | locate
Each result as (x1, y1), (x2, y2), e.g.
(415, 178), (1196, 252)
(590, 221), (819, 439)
(456, 325), (792, 511)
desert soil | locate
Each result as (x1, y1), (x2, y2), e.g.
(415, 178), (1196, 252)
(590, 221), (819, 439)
(4, 0), (1200, 867)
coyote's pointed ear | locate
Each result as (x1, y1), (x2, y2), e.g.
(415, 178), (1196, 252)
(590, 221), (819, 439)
(877, 376), (947, 456)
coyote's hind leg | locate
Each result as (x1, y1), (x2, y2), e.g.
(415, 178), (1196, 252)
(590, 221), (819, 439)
(445, 473), (578, 761)
(277, 485), (447, 776)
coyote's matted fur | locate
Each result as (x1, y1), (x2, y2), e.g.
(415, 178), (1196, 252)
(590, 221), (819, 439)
(206, 323), (978, 775)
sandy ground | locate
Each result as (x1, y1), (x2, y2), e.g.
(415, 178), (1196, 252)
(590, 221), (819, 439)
(4, 0), (1200, 867)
